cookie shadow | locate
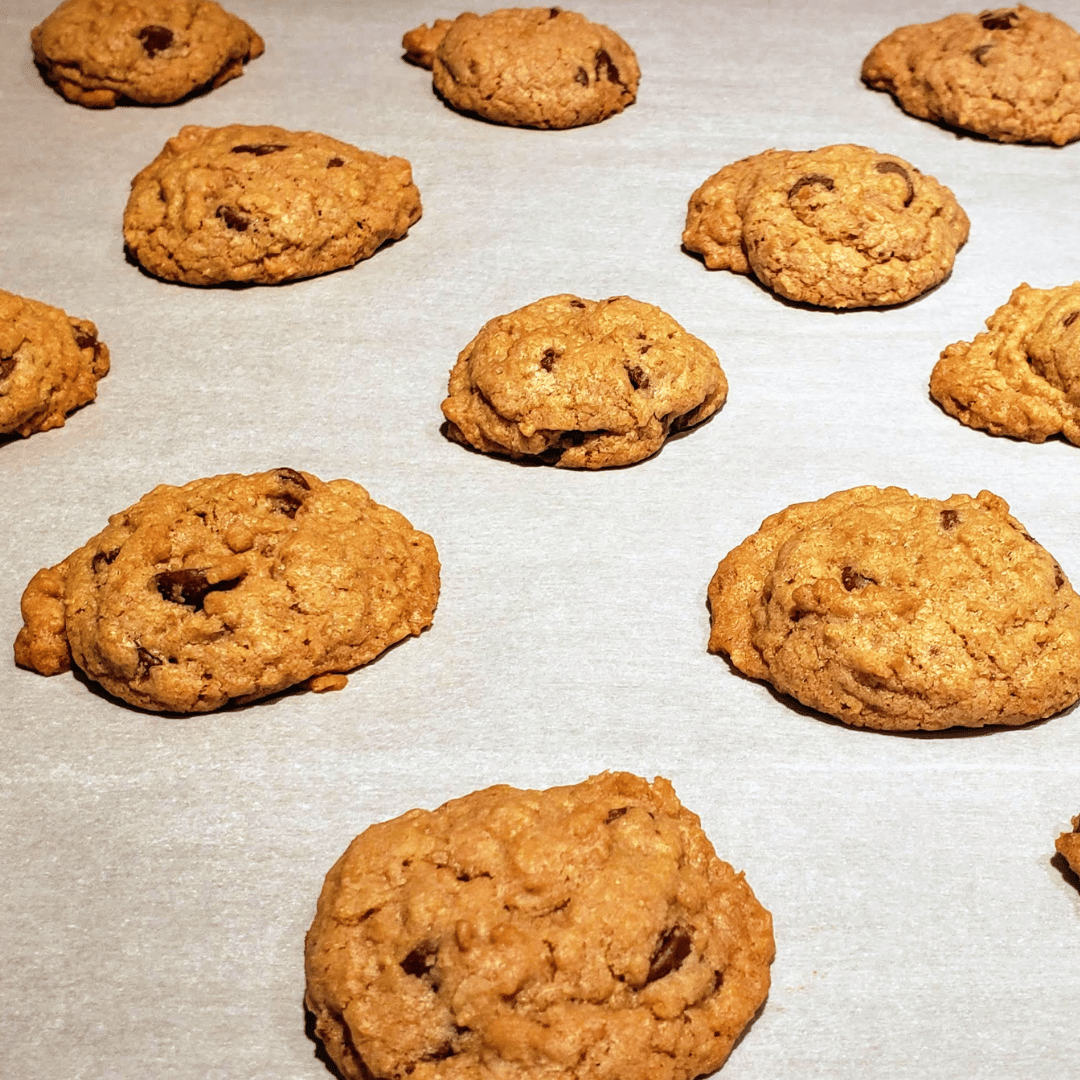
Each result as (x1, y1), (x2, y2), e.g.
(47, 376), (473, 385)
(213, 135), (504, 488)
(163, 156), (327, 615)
(1051, 850), (1080, 893)
(926, 387), (1079, 448)
(303, 1007), (353, 1080)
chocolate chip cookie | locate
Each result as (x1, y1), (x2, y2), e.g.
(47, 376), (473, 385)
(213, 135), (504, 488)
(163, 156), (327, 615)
(862, 6), (1080, 146)
(403, 7), (639, 128)
(682, 144), (970, 309)
(31, 0), (263, 108)
(123, 124), (422, 285)
(14, 469), (439, 713)
(931, 283), (1080, 444)
(707, 486), (1080, 730)
(1057, 815), (1080, 877)
(441, 294), (727, 468)
(305, 771), (775, 1080)
(0, 288), (110, 438)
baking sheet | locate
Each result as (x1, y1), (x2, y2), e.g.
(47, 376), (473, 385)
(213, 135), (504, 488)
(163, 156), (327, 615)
(2, 1), (1078, 1077)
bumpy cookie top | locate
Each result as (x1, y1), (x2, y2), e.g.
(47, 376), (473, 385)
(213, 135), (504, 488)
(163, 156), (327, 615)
(708, 486), (1080, 730)
(305, 771), (774, 1080)
(931, 283), (1080, 444)
(14, 469), (439, 713)
(403, 7), (639, 128)
(441, 294), (727, 468)
(683, 144), (970, 309)
(862, 6), (1080, 145)
(1057, 815), (1080, 878)
(30, 0), (263, 108)
(0, 288), (110, 438)
(123, 124), (422, 285)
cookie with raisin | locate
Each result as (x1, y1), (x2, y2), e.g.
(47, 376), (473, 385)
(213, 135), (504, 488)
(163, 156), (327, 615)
(14, 469), (439, 713)
(403, 7), (638, 128)
(31, 0), (263, 108)
(862, 6), (1080, 145)
(123, 124), (421, 285)
(441, 294), (727, 468)
(707, 486), (1080, 730)
(931, 283), (1080, 444)
(0, 288), (109, 438)
(683, 144), (969, 309)
(305, 771), (775, 1080)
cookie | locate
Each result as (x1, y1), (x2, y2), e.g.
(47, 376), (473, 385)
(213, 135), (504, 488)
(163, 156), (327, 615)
(682, 144), (970, 309)
(707, 486), (1080, 731)
(931, 283), (1080, 444)
(441, 294), (727, 468)
(123, 124), (422, 285)
(862, 6), (1080, 146)
(1057, 815), (1080, 877)
(31, 0), (263, 108)
(0, 288), (110, 438)
(14, 468), (439, 713)
(403, 7), (639, 128)
(305, 771), (775, 1080)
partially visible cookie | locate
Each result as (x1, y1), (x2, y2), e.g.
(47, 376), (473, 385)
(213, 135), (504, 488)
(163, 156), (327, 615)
(862, 6), (1080, 146)
(305, 771), (775, 1080)
(707, 486), (1080, 730)
(1057, 815), (1080, 877)
(403, 7), (639, 128)
(682, 144), (970, 309)
(123, 124), (422, 285)
(31, 0), (263, 108)
(441, 294), (727, 468)
(14, 468), (439, 712)
(931, 283), (1080, 444)
(0, 288), (110, 438)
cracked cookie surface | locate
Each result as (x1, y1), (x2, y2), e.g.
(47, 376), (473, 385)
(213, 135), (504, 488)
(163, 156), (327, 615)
(931, 282), (1080, 444)
(31, 0), (263, 108)
(14, 468), (439, 713)
(403, 7), (639, 128)
(441, 294), (727, 468)
(682, 144), (969, 309)
(0, 288), (110, 438)
(304, 771), (774, 1080)
(123, 124), (421, 285)
(1057, 815), (1080, 877)
(862, 6), (1080, 146)
(707, 486), (1080, 730)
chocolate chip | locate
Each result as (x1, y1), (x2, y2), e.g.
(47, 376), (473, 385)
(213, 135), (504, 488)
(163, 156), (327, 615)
(548, 6), (560, 17)
(136, 24), (173, 57)
(154, 568), (243, 611)
(327, 157), (344, 168)
(0, 355), (15, 381)
(971, 43), (994, 64)
(941, 509), (960, 530)
(268, 493), (303, 518)
(540, 349), (558, 371)
(216, 205), (250, 231)
(841, 566), (875, 591)
(569, 299), (586, 309)
(575, 67), (588, 86)
(980, 9), (1019, 30)
(273, 467), (311, 490)
(73, 329), (98, 350)
(135, 646), (162, 678)
(788, 173), (835, 200)
(230, 143), (289, 156)
(604, 806), (628, 823)
(875, 161), (915, 207)
(91, 547), (120, 573)
(645, 926), (692, 985)
(595, 48), (620, 84)
(1064, 311), (1079, 328)
(1056, 568), (1066, 589)
(627, 365), (649, 390)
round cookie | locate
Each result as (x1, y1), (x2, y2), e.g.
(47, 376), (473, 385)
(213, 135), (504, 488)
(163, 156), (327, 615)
(31, 0), (264, 108)
(931, 282), (1080, 444)
(304, 771), (775, 1080)
(707, 486), (1080, 731)
(123, 124), (422, 285)
(13, 468), (439, 713)
(441, 294), (727, 468)
(0, 288), (110, 438)
(402, 7), (639, 128)
(682, 144), (970, 309)
(1057, 815), (1080, 877)
(862, 6), (1080, 146)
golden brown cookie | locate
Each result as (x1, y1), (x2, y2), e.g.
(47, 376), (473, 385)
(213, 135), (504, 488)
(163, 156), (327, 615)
(123, 124), (422, 285)
(707, 486), (1080, 731)
(305, 771), (775, 1080)
(931, 283), (1080, 444)
(682, 144), (970, 309)
(403, 7), (639, 128)
(441, 294), (727, 468)
(1057, 815), (1080, 876)
(862, 6), (1080, 146)
(31, 0), (263, 108)
(14, 468), (439, 713)
(0, 288), (109, 438)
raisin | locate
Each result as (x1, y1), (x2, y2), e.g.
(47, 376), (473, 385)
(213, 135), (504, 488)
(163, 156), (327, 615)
(268, 493), (303, 518)
(327, 157), (344, 168)
(788, 173), (834, 200)
(595, 48), (620, 84)
(540, 348), (558, 371)
(604, 806), (628, 823)
(91, 547), (120, 573)
(273, 467), (311, 490)
(73, 329), (98, 350)
(569, 299), (586, 309)
(1056, 569), (1066, 589)
(940, 509), (960, 530)
(971, 43), (994, 64)
(645, 927), (692, 984)
(230, 144), (288, 156)
(549, 6), (560, 17)
(154, 568), (243, 610)
(401, 943), (438, 984)
(575, 67), (588, 86)
(216, 205), (250, 231)
(980, 9), (1018, 30)
(1063, 311), (1079, 328)
(627, 365), (649, 390)
(841, 566), (875, 591)
(137, 24), (173, 57)
(0, 355), (15, 381)
(875, 160), (915, 207)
